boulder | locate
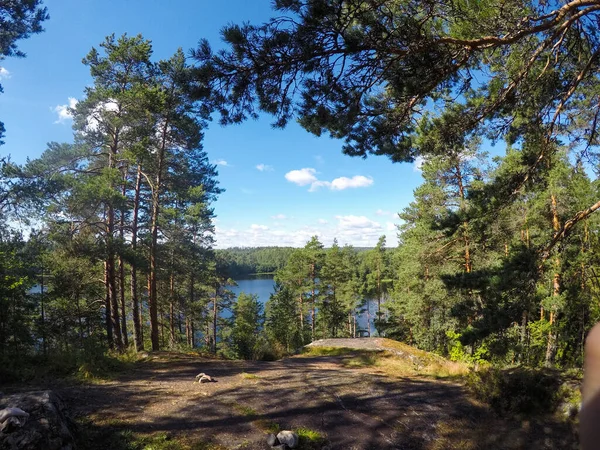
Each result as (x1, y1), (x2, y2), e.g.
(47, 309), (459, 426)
(276, 430), (299, 449)
(266, 433), (279, 446)
(0, 390), (74, 450)
(195, 373), (216, 383)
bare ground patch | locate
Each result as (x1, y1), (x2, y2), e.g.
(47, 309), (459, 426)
(24, 346), (577, 449)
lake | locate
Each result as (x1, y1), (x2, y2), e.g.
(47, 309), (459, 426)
(230, 276), (378, 334)
(230, 276), (276, 305)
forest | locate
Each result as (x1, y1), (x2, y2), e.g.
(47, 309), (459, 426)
(2, 0), (600, 383)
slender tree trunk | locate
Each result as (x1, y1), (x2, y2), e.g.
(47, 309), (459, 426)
(298, 289), (304, 344)
(105, 141), (123, 351)
(188, 274), (195, 347)
(213, 286), (218, 354)
(40, 265), (46, 356)
(311, 263), (316, 342)
(118, 168), (129, 347)
(107, 207), (124, 350)
(377, 261), (382, 321)
(545, 194), (561, 367)
(105, 262), (113, 348)
(149, 119), (170, 351)
(367, 299), (371, 337)
(130, 164), (143, 351)
(170, 272), (176, 347)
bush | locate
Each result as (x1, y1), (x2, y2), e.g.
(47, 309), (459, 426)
(467, 367), (564, 416)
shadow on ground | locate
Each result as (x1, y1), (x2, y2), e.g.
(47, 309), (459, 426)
(48, 353), (578, 449)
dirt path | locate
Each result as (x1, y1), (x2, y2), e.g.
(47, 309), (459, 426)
(47, 347), (579, 450)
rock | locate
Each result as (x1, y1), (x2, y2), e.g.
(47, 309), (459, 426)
(276, 430), (299, 449)
(0, 408), (29, 424)
(0, 391), (74, 450)
(195, 373), (216, 383)
(266, 433), (279, 446)
(271, 445), (287, 450)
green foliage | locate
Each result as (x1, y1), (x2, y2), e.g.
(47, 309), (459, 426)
(467, 367), (565, 416)
(231, 292), (264, 360)
(214, 247), (295, 277)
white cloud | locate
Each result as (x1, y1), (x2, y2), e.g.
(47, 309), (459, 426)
(413, 156), (425, 172)
(308, 180), (331, 192)
(213, 159), (229, 166)
(386, 222), (397, 231)
(52, 97), (78, 124)
(271, 214), (287, 220)
(285, 168), (318, 186)
(215, 216), (398, 249)
(256, 163), (274, 172)
(330, 175), (373, 190)
(0, 67), (10, 80)
(286, 168), (373, 192)
(336, 215), (381, 230)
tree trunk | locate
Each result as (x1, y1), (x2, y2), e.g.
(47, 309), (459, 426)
(105, 262), (113, 348)
(118, 168), (129, 347)
(298, 290), (304, 344)
(105, 139), (123, 351)
(188, 274), (195, 347)
(149, 118), (170, 351)
(170, 272), (176, 347)
(545, 194), (561, 367)
(40, 265), (46, 356)
(130, 164), (143, 351)
(311, 263), (316, 342)
(213, 286), (218, 354)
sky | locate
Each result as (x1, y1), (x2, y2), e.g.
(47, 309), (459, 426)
(0, 0), (427, 249)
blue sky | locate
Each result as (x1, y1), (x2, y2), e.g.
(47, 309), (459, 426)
(0, 0), (426, 248)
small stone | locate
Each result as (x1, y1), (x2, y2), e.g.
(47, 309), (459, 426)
(277, 430), (299, 449)
(267, 433), (279, 446)
(271, 445), (287, 450)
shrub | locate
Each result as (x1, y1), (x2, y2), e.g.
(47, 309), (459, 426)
(467, 367), (564, 416)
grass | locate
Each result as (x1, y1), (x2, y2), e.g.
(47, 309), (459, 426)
(296, 427), (327, 449)
(232, 403), (258, 417)
(302, 346), (361, 357)
(301, 341), (469, 379)
(75, 416), (228, 450)
(254, 419), (281, 434)
(240, 372), (261, 380)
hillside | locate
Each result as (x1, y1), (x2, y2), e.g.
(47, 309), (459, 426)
(28, 339), (576, 449)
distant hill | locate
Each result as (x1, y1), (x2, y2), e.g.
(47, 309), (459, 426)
(216, 246), (373, 277)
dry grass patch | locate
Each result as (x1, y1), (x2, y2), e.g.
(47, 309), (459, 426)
(240, 372), (261, 380)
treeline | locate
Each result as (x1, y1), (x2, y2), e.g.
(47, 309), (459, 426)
(215, 247), (296, 277)
(0, 35), (227, 376)
(262, 150), (600, 369)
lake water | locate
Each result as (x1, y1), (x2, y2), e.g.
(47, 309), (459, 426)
(230, 276), (276, 305)
(230, 276), (378, 334)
